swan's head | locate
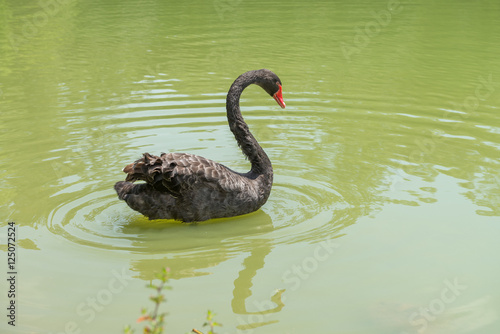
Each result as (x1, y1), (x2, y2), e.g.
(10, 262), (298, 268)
(254, 69), (286, 109)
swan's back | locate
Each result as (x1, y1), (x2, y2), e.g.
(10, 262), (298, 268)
(115, 152), (269, 222)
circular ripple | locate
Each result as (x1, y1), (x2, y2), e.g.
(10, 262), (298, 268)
(47, 189), (142, 250)
(46, 175), (351, 252)
(262, 174), (351, 245)
(46, 91), (355, 251)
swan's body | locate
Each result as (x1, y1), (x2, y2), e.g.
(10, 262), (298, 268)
(114, 69), (285, 222)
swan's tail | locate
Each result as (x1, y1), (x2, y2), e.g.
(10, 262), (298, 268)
(122, 153), (163, 183)
(114, 181), (176, 220)
(114, 181), (139, 200)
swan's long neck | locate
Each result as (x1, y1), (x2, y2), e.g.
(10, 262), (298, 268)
(226, 74), (272, 177)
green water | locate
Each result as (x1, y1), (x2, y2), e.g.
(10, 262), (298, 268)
(1, 0), (499, 333)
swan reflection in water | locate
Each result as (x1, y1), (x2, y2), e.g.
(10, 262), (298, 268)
(123, 210), (285, 330)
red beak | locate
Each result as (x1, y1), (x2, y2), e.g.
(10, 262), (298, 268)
(273, 85), (286, 109)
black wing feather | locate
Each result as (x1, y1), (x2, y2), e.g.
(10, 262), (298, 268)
(123, 152), (240, 197)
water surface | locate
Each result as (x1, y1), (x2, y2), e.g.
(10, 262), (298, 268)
(1, 0), (499, 333)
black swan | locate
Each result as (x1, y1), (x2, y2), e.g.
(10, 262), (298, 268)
(114, 69), (286, 222)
